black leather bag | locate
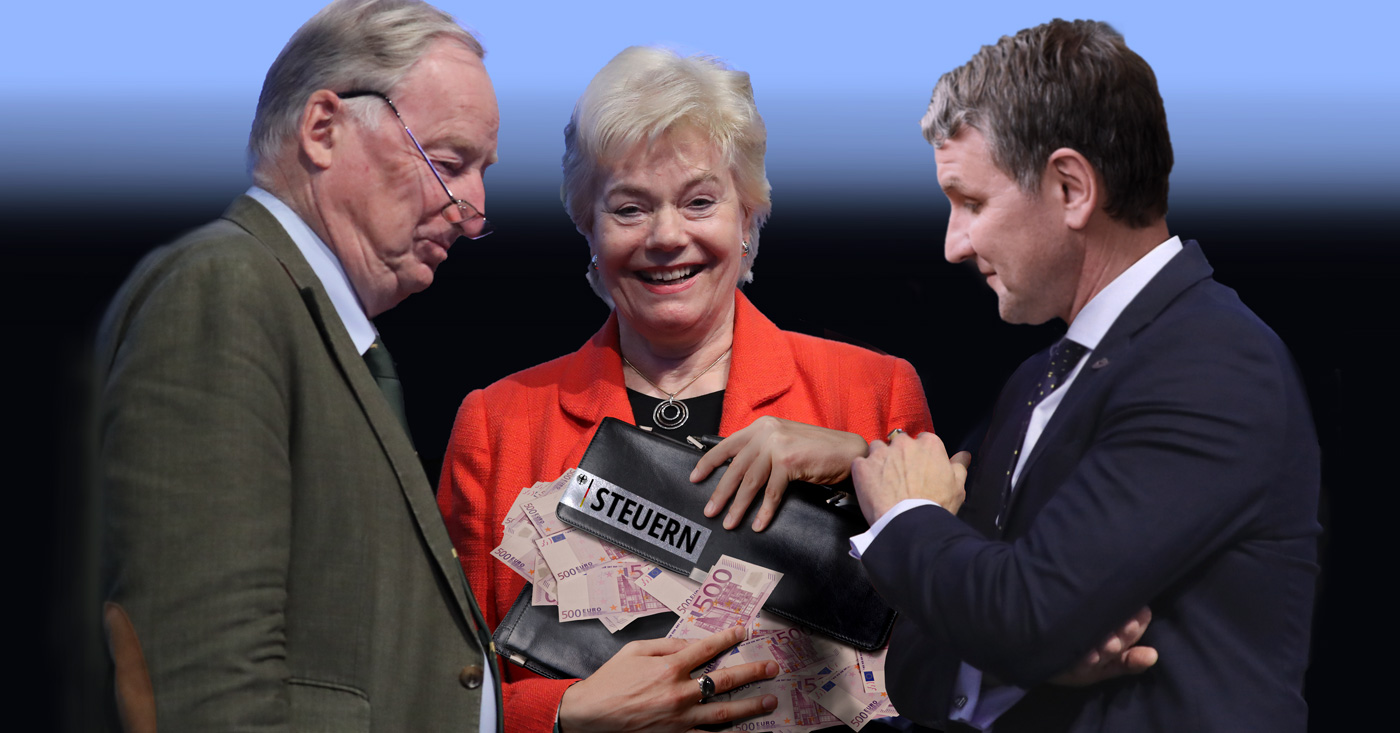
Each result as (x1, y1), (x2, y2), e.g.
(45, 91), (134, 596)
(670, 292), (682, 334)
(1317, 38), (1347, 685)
(492, 417), (895, 679)
(493, 594), (676, 680)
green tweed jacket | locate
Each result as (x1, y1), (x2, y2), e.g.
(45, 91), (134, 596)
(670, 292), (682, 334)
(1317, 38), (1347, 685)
(96, 196), (501, 732)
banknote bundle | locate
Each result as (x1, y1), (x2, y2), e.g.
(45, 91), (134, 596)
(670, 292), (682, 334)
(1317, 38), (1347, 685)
(493, 471), (897, 731)
(700, 611), (897, 732)
(494, 469), (701, 631)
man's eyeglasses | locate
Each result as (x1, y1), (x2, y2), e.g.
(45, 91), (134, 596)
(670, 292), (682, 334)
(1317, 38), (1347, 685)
(337, 90), (493, 240)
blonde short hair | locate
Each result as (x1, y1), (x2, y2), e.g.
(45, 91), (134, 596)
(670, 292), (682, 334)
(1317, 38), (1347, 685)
(561, 47), (772, 298)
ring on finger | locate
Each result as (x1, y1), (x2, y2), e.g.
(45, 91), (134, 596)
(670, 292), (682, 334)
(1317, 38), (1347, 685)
(696, 674), (716, 702)
(887, 428), (905, 441)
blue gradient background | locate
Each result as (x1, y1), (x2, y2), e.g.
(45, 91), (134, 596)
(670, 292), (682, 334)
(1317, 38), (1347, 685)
(4, 0), (1397, 214)
(7, 4), (1393, 728)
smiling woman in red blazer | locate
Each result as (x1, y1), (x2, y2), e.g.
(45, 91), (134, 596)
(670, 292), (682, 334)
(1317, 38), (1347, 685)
(437, 46), (933, 733)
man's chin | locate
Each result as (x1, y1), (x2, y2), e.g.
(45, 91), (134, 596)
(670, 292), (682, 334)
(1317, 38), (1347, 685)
(408, 271), (435, 294)
(390, 269), (436, 304)
(998, 303), (1057, 326)
(415, 238), (452, 271)
(996, 296), (1021, 324)
(997, 297), (1042, 326)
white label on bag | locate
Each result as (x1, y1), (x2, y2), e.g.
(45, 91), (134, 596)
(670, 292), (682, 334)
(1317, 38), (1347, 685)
(560, 469), (710, 564)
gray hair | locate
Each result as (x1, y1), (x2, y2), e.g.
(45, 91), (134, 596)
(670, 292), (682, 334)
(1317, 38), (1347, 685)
(248, 0), (483, 171)
(921, 19), (1172, 228)
(562, 46), (772, 300)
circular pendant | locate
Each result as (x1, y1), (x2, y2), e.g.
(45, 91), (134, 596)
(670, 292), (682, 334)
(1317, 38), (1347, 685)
(653, 398), (689, 430)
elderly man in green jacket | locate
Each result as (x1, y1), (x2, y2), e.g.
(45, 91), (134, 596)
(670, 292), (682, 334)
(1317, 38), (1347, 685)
(95, 1), (502, 730)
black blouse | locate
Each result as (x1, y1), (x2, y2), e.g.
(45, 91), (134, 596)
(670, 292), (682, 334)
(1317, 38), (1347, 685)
(626, 388), (725, 442)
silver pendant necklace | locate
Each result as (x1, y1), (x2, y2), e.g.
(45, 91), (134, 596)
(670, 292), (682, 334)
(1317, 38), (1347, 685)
(622, 347), (732, 430)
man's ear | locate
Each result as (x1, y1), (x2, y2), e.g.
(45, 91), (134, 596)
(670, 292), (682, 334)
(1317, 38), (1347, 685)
(298, 89), (344, 170)
(1046, 148), (1098, 230)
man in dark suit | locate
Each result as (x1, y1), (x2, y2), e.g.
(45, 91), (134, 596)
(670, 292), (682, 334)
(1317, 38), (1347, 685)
(849, 19), (1320, 732)
(95, 1), (503, 730)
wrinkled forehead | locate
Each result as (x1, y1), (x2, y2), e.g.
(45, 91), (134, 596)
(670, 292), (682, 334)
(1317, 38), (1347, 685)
(396, 40), (497, 116)
(393, 42), (499, 152)
(933, 128), (986, 173)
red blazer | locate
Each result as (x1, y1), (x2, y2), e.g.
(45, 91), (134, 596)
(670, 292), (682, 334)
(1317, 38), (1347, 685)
(437, 291), (934, 733)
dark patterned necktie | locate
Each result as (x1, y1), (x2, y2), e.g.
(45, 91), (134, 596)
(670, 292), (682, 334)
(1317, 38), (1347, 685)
(363, 338), (414, 446)
(995, 338), (1089, 529)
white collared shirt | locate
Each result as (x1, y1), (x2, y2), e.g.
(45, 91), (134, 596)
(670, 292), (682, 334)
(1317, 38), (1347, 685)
(244, 186), (378, 356)
(849, 236), (1184, 730)
(243, 187), (497, 733)
(1011, 235), (1183, 486)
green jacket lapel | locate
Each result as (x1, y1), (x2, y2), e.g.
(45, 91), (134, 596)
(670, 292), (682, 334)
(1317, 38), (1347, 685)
(222, 196), (495, 652)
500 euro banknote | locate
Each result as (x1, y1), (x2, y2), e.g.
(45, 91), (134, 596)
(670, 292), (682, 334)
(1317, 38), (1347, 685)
(493, 474), (572, 581)
(856, 647), (887, 696)
(716, 669), (843, 732)
(806, 664), (895, 731)
(726, 623), (848, 676)
(491, 513), (546, 584)
(536, 528), (634, 584)
(631, 563), (700, 613)
(556, 559), (670, 623)
(668, 555), (782, 642)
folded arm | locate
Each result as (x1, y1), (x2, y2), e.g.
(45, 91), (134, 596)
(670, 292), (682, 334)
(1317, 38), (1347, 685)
(856, 316), (1295, 685)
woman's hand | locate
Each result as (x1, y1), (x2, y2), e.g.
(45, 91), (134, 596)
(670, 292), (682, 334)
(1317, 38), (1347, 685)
(690, 416), (869, 531)
(556, 625), (779, 733)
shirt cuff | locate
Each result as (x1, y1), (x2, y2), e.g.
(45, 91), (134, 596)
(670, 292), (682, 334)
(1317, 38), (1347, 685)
(848, 498), (940, 559)
(480, 662), (497, 733)
(949, 663), (1025, 730)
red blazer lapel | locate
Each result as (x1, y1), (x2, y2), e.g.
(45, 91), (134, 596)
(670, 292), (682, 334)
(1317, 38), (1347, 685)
(556, 292), (796, 443)
(557, 309), (635, 461)
(720, 291), (796, 436)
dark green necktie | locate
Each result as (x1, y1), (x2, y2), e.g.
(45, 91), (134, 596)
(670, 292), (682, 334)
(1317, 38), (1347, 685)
(363, 338), (414, 445)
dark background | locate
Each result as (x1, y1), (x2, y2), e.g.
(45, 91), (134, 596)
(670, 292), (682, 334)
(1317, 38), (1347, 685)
(10, 195), (1390, 729)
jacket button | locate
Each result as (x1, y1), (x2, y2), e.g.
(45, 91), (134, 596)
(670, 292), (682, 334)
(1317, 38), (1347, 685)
(459, 665), (483, 689)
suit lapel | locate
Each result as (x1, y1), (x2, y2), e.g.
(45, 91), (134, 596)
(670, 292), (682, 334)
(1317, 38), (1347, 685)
(221, 196), (491, 641)
(1005, 242), (1215, 524)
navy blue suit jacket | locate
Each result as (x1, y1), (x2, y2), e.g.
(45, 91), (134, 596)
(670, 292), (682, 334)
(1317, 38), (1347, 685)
(865, 242), (1320, 732)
